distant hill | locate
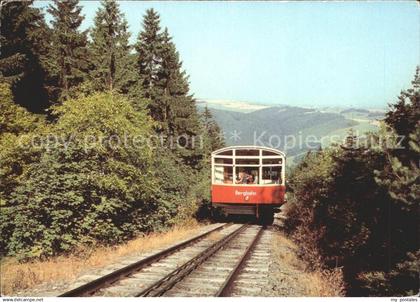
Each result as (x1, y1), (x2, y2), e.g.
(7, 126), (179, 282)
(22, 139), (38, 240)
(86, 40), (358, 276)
(196, 99), (270, 113)
(341, 108), (370, 114)
(197, 100), (382, 165)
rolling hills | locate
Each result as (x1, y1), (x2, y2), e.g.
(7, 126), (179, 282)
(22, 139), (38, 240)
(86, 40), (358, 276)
(197, 99), (383, 165)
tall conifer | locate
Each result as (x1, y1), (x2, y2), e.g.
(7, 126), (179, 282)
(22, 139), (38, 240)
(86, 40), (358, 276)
(47, 0), (89, 101)
(384, 66), (420, 160)
(0, 1), (49, 112)
(201, 106), (224, 151)
(135, 9), (222, 167)
(158, 29), (200, 136)
(89, 0), (136, 94)
(135, 9), (163, 117)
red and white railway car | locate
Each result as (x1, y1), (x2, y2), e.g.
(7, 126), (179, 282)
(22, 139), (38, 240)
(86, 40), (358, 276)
(211, 146), (286, 224)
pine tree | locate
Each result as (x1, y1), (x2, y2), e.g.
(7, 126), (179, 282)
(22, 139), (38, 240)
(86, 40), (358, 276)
(385, 66), (420, 156)
(155, 28), (176, 133)
(135, 10), (223, 167)
(47, 0), (89, 101)
(380, 131), (419, 208)
(159, 28), (209, 166)
(0, 1), (49, 112)
(371, 70), (419, 295)
(201, 105), (224, 151)
(377, 67), (420, 209)
(135, 8), (163, 116)
(158, 29), (200, 135)
(89, 0), (137, 94)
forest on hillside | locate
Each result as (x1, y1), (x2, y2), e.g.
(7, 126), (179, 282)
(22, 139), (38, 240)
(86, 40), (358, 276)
(0, 0), (223, 259)
(285, 68), (419, 296)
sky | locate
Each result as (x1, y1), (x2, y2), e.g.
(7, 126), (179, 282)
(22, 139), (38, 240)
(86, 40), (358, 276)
(34, 1), (419, 108)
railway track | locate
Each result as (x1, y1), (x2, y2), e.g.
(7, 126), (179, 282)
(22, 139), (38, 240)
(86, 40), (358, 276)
(60, 223), (272, 297)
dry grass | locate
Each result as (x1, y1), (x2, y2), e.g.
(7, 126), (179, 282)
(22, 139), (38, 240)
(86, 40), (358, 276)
(1, 219), (204, 296)
(272, 233), (345, 297)
(303, 268), (345, 297)
(274, 235), (305, 270)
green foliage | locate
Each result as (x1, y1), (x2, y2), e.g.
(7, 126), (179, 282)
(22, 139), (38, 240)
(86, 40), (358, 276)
(0, 4), (222, 262)
(47, 0), (89, 101)
(135, 8), (162, 102)
(286, 67), (420, 296)
(2, 93), (174, 259)
(384, 66), (420, 154)
(375, 129), (419, 209)
(201, 106), (224, 152)
(191, 167), (214, 220)
(134, 10), (209, 168)
(0, 0), (50, 112)
(377, 67), (420, 209)
(0, 83), (42, 135)
(0, 83), (45, 203)
(0, 83), (45, 253)
(358, 250), (420, 296)
(285, 148), (336, 265)
(89, 0), (138, 95)
(156, 28), (198, 136)
(287, 135), (418, 296)
(152, 151), (195, 223)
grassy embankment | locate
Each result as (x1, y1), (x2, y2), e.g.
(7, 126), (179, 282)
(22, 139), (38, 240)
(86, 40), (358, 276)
(272, 233), (345, 297)
(1, 220), (202, 296)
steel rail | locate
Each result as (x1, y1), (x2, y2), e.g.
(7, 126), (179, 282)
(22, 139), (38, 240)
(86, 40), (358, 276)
(136, 224), (249, 297)
(216, 226), (264, 297)
(59, 223), (228, 297)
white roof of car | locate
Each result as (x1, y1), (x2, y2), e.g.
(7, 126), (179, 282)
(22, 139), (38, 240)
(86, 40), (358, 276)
(212, 145), (285, 157)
